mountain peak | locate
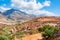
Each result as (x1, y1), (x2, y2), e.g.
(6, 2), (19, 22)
(2, 8), (19, 16)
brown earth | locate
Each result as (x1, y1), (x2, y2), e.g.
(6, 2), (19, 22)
(22, 33), (43, 40)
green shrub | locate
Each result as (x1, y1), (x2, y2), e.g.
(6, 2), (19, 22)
(0, 35), (9, 40)
(38, 25), (59, 40)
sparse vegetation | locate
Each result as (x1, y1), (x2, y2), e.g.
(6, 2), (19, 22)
(29, 29), (38, 34)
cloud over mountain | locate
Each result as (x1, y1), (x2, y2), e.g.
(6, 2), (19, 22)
(11, 0), (54, 16)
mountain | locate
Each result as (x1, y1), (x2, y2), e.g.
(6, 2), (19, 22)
(2, 9), (16, 16)
(2, 9), (36, 22)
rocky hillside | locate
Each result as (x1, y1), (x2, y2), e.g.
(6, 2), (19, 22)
(18, 16), (60, 30)
(0, 16), (60, 30)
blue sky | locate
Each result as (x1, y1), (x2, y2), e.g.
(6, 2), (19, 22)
(38, 0), (60, 16)
(0, 0), (60, 16)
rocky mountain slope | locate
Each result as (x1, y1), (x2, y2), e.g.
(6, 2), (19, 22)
(0, 9), (36, 25)
(2, 9), (36, 22)
(0, 12), (16, 25)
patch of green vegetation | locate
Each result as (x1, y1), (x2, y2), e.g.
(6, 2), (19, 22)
(38, 25), (59, 40)
(0, 35), (9, 40)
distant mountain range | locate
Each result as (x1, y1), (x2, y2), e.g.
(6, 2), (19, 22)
(0, 9), (36, 24)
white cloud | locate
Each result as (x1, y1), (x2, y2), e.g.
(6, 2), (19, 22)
(11, 0), (54, 16)
(11, 0), (44, 10)
(0, 6), (11, 12)
(43, 1), (50, 6)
